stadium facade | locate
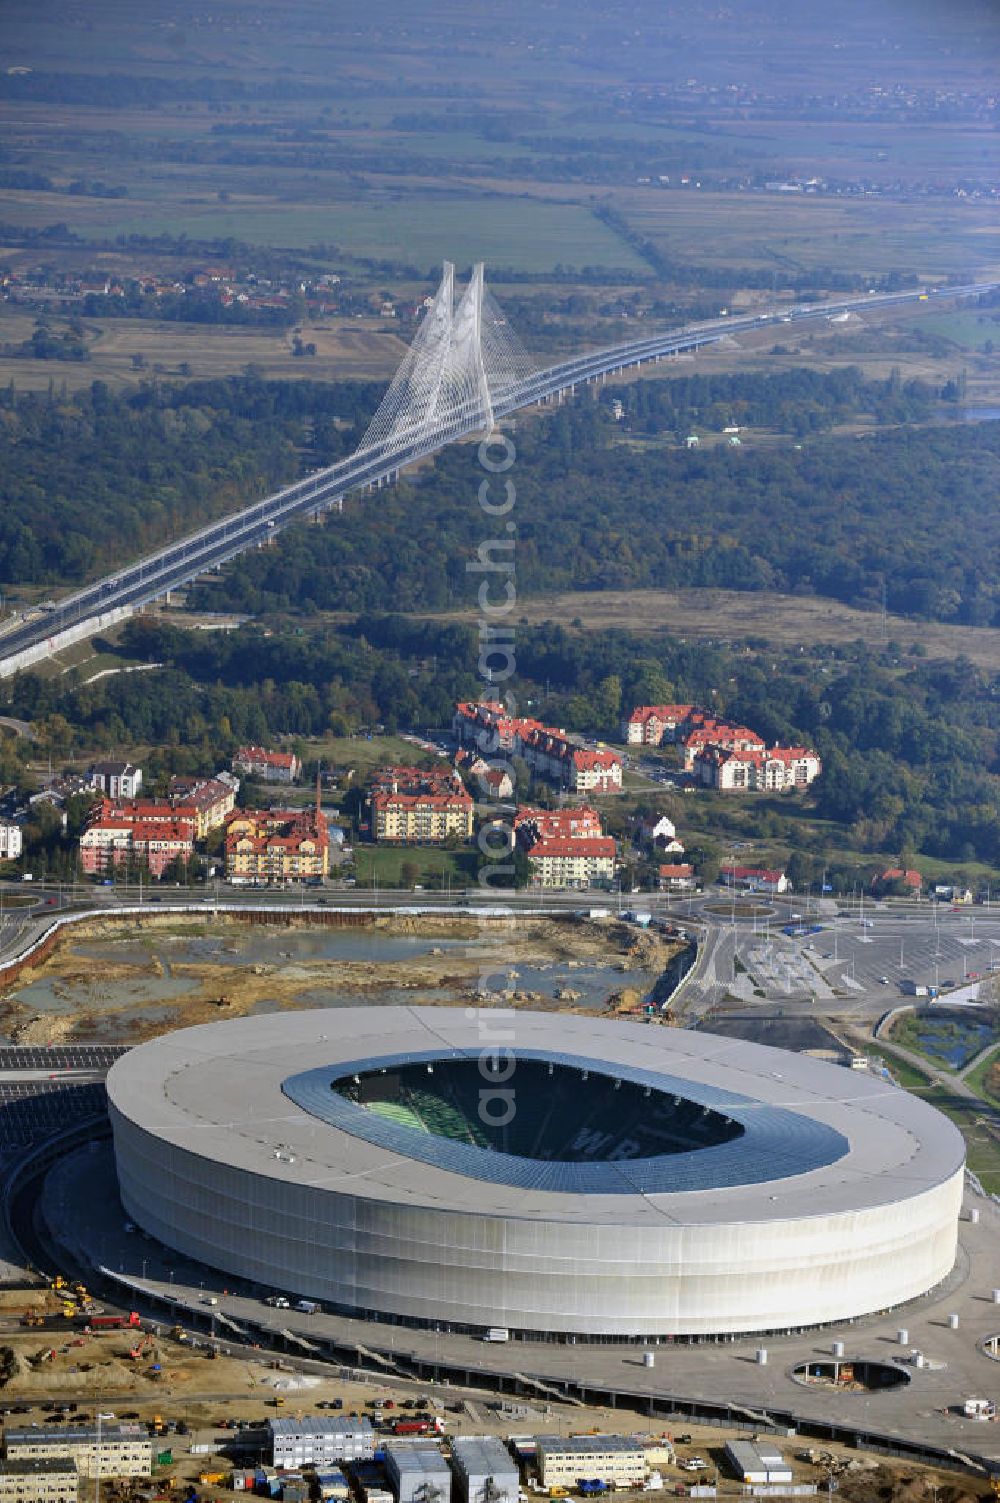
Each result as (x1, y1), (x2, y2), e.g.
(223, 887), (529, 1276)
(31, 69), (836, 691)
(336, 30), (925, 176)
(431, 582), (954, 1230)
(105, 1007), (964, 1338)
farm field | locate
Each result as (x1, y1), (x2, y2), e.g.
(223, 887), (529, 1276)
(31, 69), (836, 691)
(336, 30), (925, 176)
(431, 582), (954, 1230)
(2, 290), (994, 400)
(620, 190), (1000, 280)
(0, 185), (646, 275)
(0, 307), (407, 391)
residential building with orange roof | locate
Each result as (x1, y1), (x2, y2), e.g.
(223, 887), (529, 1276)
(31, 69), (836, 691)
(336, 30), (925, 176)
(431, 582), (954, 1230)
(233, 745), (301, 785)
(514, 805), (616, 889)
(453, 702), (622, 795)
(368, 765), (473, 844)
(224, 808), (329, 884)
(694, 744), (821, 792)
(624, 705), (697, 746)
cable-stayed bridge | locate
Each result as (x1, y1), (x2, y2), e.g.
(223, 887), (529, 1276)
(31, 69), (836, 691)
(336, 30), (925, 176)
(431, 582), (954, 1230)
(0, 263), (995, 678)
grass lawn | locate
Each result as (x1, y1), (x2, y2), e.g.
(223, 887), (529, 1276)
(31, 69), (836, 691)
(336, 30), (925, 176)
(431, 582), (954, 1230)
(312, 733), (444, 777)
(917, 309), (1000, 351)
(964, 1045), (1000, 1110)
(352, 844), (478, 889)
(860, 1041), (933, 1091)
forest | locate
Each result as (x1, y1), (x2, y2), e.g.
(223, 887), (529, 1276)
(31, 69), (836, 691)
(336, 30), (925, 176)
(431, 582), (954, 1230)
(187, 377), (999, 627)
(0, 367), (992, 619)
(0, 375), (378, 582)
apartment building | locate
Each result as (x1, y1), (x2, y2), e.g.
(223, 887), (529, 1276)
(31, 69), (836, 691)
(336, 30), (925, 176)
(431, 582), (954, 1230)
(166, 776), (238, 838)
(225, 809), (329, 884)
(88, 761), (143, 799)
(626, 702), (820, 793)
(624, 705), (696, 746)
(232, 746), (300, 784)
(0, 820), (23, 861)
(514, 806), (616, 890)
(695, 745), (822, 791)
(79, 803), (195, 879)
(454, 702), (622, 794)
(368, 766), (473, 844)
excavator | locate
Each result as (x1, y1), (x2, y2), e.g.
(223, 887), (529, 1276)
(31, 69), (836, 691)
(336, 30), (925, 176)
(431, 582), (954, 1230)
(127, 1333), (155, 1361)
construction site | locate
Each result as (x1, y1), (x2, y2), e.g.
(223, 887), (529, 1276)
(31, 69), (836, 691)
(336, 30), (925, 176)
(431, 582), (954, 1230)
(0, 1279), (992, 1503)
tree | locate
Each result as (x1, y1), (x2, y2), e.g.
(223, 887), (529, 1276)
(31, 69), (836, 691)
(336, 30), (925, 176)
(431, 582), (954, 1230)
(594, 673), (622, 732)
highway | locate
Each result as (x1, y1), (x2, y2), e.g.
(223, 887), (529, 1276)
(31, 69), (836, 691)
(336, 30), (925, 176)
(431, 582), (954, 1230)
(0, 278), (995, 677)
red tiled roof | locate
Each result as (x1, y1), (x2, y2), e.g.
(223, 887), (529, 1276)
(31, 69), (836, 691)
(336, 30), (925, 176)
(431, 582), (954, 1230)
(659, 863), (694, 878)
(528, 837), (616, 859)
(235, 745), (297, 769)
(628, 704), (695, 723)
(572, 749), (622, 771)
(372, 791), (472, 810)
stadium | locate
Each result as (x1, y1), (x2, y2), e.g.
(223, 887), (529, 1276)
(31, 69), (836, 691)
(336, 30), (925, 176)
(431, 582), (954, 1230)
(105, 1007), (965, 1339)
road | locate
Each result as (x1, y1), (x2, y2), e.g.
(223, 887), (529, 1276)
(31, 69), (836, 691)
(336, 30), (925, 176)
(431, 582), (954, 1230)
(0, 280), (995, 677)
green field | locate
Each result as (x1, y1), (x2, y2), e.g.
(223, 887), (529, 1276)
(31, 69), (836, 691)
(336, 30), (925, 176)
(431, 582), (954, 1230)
(352, 844), (477, 889)
(622, 191), (1000, 279)
(311, 733), (443, 777)
(917, 309), (1000, 350)
(0, 186), (645, 274)
(964, 1046), (1000, 1110)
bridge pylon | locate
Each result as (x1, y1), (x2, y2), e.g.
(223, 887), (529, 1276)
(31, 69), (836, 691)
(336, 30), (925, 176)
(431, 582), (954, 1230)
(358, 261), (534, 456)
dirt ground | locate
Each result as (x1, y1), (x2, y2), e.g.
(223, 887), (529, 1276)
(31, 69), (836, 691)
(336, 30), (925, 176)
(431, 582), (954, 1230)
(0, 1316), (988, 1503)
(0, 915), (682, 1047)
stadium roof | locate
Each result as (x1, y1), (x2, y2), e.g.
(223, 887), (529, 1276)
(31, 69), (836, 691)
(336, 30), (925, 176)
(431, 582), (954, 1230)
(283, 1051), (848, 1195)
(106, 1007), (965, 1228)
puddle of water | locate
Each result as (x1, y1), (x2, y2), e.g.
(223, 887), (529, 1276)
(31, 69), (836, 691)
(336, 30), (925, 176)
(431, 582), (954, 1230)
(5, 924), (654, 1039)
(498, 960), (654, 1007)
(910, 1016), (999, 1068)
(191, 929), (474, 967)
(12, 974), (198, 1016)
